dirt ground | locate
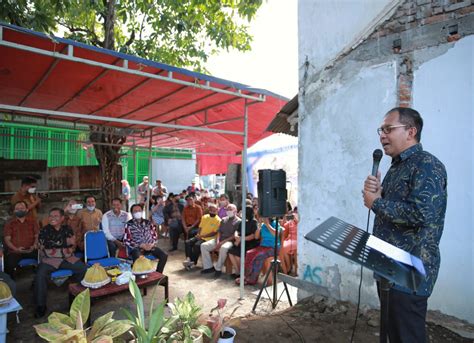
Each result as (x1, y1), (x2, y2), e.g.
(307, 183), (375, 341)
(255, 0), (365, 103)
(6, 238), (474, 342)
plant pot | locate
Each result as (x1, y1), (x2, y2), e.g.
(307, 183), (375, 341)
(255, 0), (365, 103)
(171, 329), (203, 343)
(217, 327), (236, 343)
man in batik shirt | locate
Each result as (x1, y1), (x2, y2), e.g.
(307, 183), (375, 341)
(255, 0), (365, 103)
(363, 107), (447, 343)
(124, 204), (168, 273)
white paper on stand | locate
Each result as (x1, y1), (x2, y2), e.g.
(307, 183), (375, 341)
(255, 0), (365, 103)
(366, 235), (414, 266)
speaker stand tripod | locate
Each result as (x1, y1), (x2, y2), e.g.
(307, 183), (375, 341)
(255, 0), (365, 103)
(252, 218), (293, 312)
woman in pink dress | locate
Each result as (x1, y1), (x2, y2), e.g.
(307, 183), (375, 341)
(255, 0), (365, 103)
(280, 210), (298, 275)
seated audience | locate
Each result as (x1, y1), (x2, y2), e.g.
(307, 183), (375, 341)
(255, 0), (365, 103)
(201, 204), (240, 277)
(181, 195), (203, 239)
(151, 195), (165, 235)
(236, 217), (283, 285)
(228, 205), (260, 279)
(3, 201), (39, 275)
(217, 194), (229, 219)
(164, 194), (184, 252)
(280, 209), (298, 275)
(76, 195), (103, 251)
(183, 204), (220, 271)
(123, 204), (168, 273)
(34, 208), (87, 318)
(102, 198), (132, 257)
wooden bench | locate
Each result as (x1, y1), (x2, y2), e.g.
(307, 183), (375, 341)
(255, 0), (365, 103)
(68, 272), (168, 325)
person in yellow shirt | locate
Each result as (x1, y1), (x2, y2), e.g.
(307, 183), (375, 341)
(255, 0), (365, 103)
(182, 204), (220, 270)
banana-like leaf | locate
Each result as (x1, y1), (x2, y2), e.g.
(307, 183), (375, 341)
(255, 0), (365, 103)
(34, 323), (66, 341)
(70, 288), (90, 326)
(95, 320), (132, 339)
(56, 329), (85, 342)
(47, 312), (75, 329)
(147, 301), (165, 341)
(88, 311), (114, 339)
(196, 324), (212, 338)
(91, 335), (113, 343)
(128, 280), (145, 327)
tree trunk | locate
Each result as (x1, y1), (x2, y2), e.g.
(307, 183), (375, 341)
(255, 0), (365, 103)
(90, 126), (126, 211)
(103, 0), (116, 50)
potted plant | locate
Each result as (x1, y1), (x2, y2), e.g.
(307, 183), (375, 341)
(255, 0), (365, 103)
(122, 279), (171, 343)
(208, 299), (239, 343)
(34, 288), (132, 342)
(165, 292), (212, 343)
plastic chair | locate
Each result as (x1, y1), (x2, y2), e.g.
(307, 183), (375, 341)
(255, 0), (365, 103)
(84, 231), (120, 268)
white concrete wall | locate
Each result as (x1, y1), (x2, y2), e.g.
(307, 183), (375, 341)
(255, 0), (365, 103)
(412, 35), (474, 322)
(152, 158), (196, 194)
(298, 61), (397, 307)
(298, 0), (395, 73)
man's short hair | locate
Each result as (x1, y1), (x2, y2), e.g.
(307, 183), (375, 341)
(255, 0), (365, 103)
(387, 107), (423, 142)
(13, 200), (28, 209)
(130, 204), (143, 212)
(219, 194), (229, 200)
(21, 176), (37, 186)
(49, 207), (64, 216)
(185, 195), (193, 200)
(208, 203), (218, 210)
(84, 195), (96, 203)
(112, 197), (122, 203)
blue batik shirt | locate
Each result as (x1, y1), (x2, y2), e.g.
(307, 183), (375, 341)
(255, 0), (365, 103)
(372, 143), (447, 296)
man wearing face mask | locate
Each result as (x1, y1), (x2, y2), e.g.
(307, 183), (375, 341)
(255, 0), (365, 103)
(123, 204), (168, 273)
(3, 201), (39, 276)
(102, 198), (132, 257)
(200, 204), (240, 277)
(182, 204), (221, 271)
(76, 195), (103, 251)
(10, 176), (41, 222)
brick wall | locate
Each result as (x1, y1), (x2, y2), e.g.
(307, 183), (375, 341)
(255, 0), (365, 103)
(370, 0), (473, 107)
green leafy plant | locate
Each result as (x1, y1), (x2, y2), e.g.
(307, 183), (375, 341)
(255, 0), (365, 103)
(121, 279), (170, 343)
(208, 299), (239, 342)
(34, 288), (132, 342)
(165, 292), (212, 343)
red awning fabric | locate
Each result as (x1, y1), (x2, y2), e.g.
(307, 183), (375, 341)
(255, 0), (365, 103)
(0, 23), (287, 175)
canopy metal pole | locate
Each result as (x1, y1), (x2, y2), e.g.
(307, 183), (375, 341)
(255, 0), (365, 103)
(239, 99), (249, 299)
(133, 140), (138, 207)
(145, 130), (153, 218)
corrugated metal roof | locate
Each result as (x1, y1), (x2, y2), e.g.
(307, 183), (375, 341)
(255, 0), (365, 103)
(266, 94), (298, 136)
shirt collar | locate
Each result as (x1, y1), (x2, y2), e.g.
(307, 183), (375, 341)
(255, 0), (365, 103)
(392, 143), (422, 164)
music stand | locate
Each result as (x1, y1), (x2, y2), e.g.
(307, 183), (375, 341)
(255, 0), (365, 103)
(305, 217), (426, 343)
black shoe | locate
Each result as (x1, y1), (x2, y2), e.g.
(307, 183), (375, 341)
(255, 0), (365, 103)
(201, 267), (215, 274)
(214, 270), (222, 278)
(35, 306), (46, 318)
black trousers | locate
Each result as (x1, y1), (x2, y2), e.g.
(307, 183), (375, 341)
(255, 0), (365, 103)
(107, 240), (118, 258)
(378, 283), (428, 343)
(130, 247), (168, 273)
(5, 251), (38, 276)
(34, 261), (87, 307)
(168, 222), (184, 249)
(184, 230), (203, 264)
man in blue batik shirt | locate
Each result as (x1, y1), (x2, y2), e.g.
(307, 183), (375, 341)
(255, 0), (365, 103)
(363, 107), (447, 343)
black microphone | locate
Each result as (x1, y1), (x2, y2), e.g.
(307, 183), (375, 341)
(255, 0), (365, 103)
(372, 149), (383, 176)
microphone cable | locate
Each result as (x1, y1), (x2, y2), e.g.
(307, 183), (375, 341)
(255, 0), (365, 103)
(350, 209), (372, 343)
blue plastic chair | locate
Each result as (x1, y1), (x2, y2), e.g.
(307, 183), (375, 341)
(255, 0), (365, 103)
(17, 258), (38, 268)
(84, 231), (120, 268)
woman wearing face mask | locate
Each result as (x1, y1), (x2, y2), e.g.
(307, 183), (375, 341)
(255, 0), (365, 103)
(3, 201), (39, 275)
(63, 200), (83, 249)
(123, 204), (168, 273)
(235, 216), (284, 286)
(227, 206), (260, 279)
(10, 176), (41, 222)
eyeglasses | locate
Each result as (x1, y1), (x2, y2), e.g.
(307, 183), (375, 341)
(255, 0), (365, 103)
(377, 124), (408, 135)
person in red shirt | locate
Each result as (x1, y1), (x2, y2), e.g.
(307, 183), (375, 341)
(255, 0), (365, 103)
(3, 201), (39, 275)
